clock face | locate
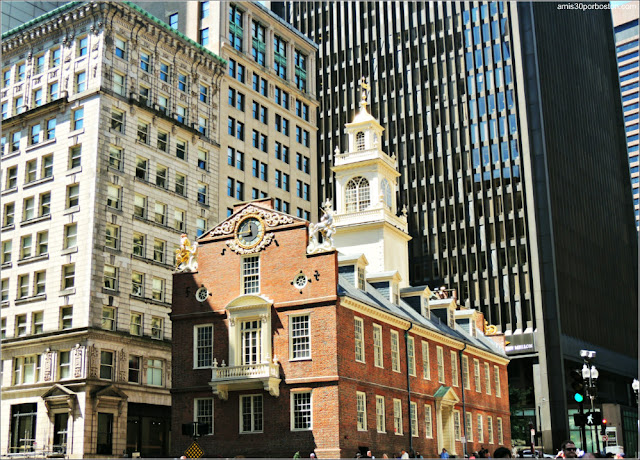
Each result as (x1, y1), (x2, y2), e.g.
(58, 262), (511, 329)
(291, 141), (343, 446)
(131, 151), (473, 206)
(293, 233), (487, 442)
(236, 216), (265, 248)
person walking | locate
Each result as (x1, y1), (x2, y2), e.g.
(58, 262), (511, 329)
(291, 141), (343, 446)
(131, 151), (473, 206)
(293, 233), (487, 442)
(401, 449), (409, 459)
(440, 448), (450, 459)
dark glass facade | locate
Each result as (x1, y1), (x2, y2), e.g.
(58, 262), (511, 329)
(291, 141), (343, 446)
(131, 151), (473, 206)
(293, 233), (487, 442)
(280, 1), (638, 450)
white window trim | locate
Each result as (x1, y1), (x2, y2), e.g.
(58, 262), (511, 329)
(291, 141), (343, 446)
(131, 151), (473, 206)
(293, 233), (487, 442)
(477, 414), (484, 442)
(194, 397), (214, 435)
(451, 350), (459, 387)
(193, 324), (214, 369)
(466, 412), (473, 442)
(354, 316), (365, 363)
(289, 312), (311, 361)
(407, 336), (416, 377)
(422, 341), (430, 380)
(239, 394), (263, 434)
(494, 365), (501, 397)
(241, 254), (260, 295)
(376, 395), (386, 433)
(462, 355), (471, 390)
(488, 415), (494, 444)
(393, 398), (403, 435)
(436, 346), (445, 384)
(391, 330), (400, 373)
(290, 389), (312, 431)
(474, 358), (481, 393)
(373, 323), (383, 368)
(410, 401), (418, 437)
(356, 391), (367, 431)
(424, 404), (433, 439)
(485, 362), (492, 395)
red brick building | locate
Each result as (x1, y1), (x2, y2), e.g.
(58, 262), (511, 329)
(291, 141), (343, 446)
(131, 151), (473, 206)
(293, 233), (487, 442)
(170, 89), (510, 458)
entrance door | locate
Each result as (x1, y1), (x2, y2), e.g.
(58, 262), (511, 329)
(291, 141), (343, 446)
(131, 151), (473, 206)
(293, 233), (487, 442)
(10, 403), (37, 453)
(53, 413), (69, 453)
(97, 413), (113, 455)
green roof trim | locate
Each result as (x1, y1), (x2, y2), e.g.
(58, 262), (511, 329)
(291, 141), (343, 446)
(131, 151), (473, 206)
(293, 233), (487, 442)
(122, 1), (226, 67)
(2, 2), (82, 40)
(433, 386), (452, 399)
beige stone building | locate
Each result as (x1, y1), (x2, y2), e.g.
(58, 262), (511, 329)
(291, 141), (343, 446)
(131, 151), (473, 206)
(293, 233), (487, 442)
(1, 2), (224, 457)
(137, 1), (319, 222)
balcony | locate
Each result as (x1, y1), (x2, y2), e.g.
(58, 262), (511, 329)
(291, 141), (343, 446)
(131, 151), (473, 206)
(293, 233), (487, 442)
(209, 359), (281, 400)
(334, 206), (409, 233)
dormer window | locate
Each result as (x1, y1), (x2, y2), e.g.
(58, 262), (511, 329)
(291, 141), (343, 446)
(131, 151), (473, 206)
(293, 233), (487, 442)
(358, 266), (366, 290)
(356, 131), (365, 151)
(346, 176), (370, 212)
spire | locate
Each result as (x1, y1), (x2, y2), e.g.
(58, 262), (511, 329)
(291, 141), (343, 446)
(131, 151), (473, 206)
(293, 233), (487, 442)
(352, 76), (376, 125)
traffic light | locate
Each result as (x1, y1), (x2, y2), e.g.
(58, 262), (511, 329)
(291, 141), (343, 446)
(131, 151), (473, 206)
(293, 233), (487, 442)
(570, 369), (585, 403)
(601, 418), (607, 435)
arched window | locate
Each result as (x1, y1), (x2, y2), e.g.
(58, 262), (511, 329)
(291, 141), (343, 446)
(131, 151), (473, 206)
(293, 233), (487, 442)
(381, 179), (392, 209)
(346, 176), (370, 212)
(356, 131), (365, 151)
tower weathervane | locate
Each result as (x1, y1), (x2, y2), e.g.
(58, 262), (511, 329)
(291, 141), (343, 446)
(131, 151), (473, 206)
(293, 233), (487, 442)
(360, 76), (369, 110)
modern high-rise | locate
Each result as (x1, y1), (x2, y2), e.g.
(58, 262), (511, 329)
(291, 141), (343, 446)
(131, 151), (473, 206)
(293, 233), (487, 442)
(1, 2), (224, 456)
(129, 1), (320, 223)
(612, 4), (639, 230)
(280, 1), (638, 453)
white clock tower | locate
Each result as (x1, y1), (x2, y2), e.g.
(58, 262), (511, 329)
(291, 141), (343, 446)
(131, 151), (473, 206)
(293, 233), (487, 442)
(332, 78), (412, 288)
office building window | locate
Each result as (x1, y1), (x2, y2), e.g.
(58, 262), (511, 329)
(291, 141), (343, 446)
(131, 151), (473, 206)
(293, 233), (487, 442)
(130, 312), (142, 335)
(60, 306), (73, 329)
(128, 356), (141, 383)
(229, 4), (243, 51)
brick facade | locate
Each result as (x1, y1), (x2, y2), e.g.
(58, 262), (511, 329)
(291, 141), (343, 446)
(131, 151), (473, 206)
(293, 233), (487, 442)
(171, 199), (511, 458)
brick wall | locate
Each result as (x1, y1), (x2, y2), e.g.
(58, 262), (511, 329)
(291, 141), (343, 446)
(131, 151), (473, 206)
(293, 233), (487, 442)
(170, 204), (511, 458)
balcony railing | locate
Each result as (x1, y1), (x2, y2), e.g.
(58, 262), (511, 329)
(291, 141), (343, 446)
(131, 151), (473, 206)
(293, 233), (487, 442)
(334, 207), (408, 232)
(209, 360), (281, 400)
(212, 361), (279, 380)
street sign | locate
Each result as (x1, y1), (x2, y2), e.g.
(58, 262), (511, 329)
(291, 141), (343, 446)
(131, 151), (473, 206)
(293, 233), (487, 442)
(184, 441), (204, 458)
(603, 435), (609, 442)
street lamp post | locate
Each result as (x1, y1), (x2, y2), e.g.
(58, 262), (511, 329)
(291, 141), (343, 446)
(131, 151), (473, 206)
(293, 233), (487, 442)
(632, 379), (639, 458)
(580, 350), (599, 454)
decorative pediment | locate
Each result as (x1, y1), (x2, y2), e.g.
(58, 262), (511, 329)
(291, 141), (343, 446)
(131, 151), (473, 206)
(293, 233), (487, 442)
(433, 386), (460, 405)
(205, 205), (301, 239)
(42, 383), (77, 399)
(94, 384), (128, 400)
(226, 294), (273, 311)
(42, 384), (78, 414)
(93, 385), (128, 415)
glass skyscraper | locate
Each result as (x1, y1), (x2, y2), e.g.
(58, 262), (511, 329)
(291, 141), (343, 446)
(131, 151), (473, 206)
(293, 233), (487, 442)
(280, 1), (638, 452)
(612, 6), (639, 230)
